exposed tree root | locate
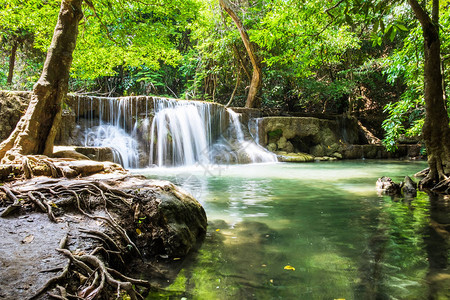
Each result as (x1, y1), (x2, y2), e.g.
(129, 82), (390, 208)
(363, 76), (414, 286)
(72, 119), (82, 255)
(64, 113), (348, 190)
(2, 178), (152, 299)
(0, 185), (21, 217)
(56, 248), (149, 300)
(1, 175), (207, 299)
(28, 260), (71, 300)
(0, 153), (127, 182)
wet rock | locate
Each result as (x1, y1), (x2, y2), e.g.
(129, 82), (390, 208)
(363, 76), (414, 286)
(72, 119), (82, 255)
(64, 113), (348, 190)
(315, 156), (338, 161)
(276, 152), (314, 162)
(376, 176), (401, 196)
(402, 176), (417, 198)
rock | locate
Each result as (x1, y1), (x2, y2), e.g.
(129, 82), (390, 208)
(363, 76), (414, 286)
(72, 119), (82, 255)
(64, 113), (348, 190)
(311, 144), (325, 157)
(376, 176), (401, 196)
(0, 91), (31, 140)
(267, 143), (277, 152)
(315, 156), (338, 161)
(333, 152), (343, 159)
(74, 147), (116, 162)
(61, 160), (105, 176)
(402, 176), (417, 198)
(95, 177), (207, 257)
(0, 175), (207, 299)
(276, 152), (314, 162)
(52, 149), (90, 160)
(277, 136), (288, 149)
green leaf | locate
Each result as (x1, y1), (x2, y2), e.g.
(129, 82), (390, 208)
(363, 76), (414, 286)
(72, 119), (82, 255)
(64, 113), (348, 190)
(395, 23), (408, 31)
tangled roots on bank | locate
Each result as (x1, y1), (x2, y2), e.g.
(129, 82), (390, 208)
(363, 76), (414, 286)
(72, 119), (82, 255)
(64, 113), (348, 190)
(0, 174), (207, 299)
(0, 152), (126, 182)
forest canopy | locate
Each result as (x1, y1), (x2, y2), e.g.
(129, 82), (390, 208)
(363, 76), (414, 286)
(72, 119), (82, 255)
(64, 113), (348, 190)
(0, 0), (449, 149)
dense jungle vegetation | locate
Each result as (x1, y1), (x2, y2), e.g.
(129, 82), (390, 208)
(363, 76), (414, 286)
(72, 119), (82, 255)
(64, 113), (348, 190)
(0, 0), (449, 150)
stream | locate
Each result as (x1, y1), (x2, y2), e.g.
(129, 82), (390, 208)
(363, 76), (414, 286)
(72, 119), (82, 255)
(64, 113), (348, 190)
(134, 160), (449, 299)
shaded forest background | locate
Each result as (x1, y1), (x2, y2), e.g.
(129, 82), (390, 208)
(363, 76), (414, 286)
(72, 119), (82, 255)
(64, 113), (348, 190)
(1, 0), (449, 149)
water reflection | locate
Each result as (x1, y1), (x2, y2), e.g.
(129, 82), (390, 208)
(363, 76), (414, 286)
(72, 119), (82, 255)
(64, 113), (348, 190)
(137, 161), (449, 299)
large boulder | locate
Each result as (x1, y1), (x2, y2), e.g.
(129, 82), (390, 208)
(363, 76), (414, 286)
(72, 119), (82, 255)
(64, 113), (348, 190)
(0, 175), (207, 298)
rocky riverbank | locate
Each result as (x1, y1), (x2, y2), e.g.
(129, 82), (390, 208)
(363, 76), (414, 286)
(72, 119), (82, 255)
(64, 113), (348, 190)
(0, 171), (207, 299)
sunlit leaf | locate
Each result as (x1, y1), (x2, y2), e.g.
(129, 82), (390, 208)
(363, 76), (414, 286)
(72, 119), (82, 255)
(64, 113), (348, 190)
(284, 265), (295, 271)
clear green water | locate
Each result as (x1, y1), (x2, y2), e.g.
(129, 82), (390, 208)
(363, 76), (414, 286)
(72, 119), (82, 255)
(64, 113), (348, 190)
(136, 160), (447, 300)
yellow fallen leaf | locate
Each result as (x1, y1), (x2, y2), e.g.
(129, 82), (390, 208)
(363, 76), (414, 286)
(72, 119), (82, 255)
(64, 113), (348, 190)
(215, 229), (220, 232)
(284, 265), (295, 271)
(173, 257), (181, 261)
(136, 228), (142, 236)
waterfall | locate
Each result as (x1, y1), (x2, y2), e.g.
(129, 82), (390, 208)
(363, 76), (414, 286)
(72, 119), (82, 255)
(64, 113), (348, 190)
(76, 96), (276, 168)
(227, 110), (277, 164)
(79, 96), (140, 169)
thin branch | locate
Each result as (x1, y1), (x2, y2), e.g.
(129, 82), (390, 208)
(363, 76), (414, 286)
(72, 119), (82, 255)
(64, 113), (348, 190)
(324, 0), (345, 18)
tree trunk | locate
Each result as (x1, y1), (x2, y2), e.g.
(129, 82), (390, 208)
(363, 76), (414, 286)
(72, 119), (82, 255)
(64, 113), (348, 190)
(219, 0), (262, 108)
(408, 0), (450, 187)
(0, 0), (83, 162)
(7, 38), (18, 86)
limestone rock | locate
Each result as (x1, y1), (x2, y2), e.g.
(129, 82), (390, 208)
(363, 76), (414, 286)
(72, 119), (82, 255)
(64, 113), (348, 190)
(276, 152), (314, 162)
(267, 143), (277, 152)
(333, 152), (343, 159)
(61, 160), (105, 176)
(52, 149), (90, 160)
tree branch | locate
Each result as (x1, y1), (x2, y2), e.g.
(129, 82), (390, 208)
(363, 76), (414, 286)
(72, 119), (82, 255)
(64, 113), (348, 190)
(408, 0), (433, 28)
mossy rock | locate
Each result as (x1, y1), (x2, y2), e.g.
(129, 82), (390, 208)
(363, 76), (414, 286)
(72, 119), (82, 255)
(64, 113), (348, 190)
(276, 152), (314, 162)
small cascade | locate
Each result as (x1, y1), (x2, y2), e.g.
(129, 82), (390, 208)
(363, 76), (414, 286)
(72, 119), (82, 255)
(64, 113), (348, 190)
(77, 96), (141, 169)
(227, 110), (277, 163)
(148, 99), (218, 167)
(75, 96), (276, 168)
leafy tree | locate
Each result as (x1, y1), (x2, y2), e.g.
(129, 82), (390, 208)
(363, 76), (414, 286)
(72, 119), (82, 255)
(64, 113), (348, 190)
(0, 0), (202, 160)
(0, 0), (59, 88)
(343, 0), (449, 187)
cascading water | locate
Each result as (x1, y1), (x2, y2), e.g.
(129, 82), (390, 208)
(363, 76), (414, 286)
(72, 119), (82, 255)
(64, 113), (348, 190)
(227, 109), (278, 163)
(147, 99), (277, 167)
(78, 97), (140, 169)
(76, 96), (276, 168)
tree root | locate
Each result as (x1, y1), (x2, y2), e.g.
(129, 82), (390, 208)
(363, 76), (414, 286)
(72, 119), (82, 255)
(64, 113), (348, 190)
(3, 178), (155, 299)
(431, 178), (450, 194)
(0, 185), (21, 217)
(57, 248), (149, 300)
(28, 259), (70, 300)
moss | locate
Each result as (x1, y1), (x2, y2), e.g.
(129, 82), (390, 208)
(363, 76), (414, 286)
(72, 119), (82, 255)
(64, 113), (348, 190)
(267, 129), (283, 144)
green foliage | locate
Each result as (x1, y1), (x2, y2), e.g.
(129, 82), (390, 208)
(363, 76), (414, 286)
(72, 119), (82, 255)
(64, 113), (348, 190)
(1, 0), (448, 148)
(381, 1), (450, 151)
